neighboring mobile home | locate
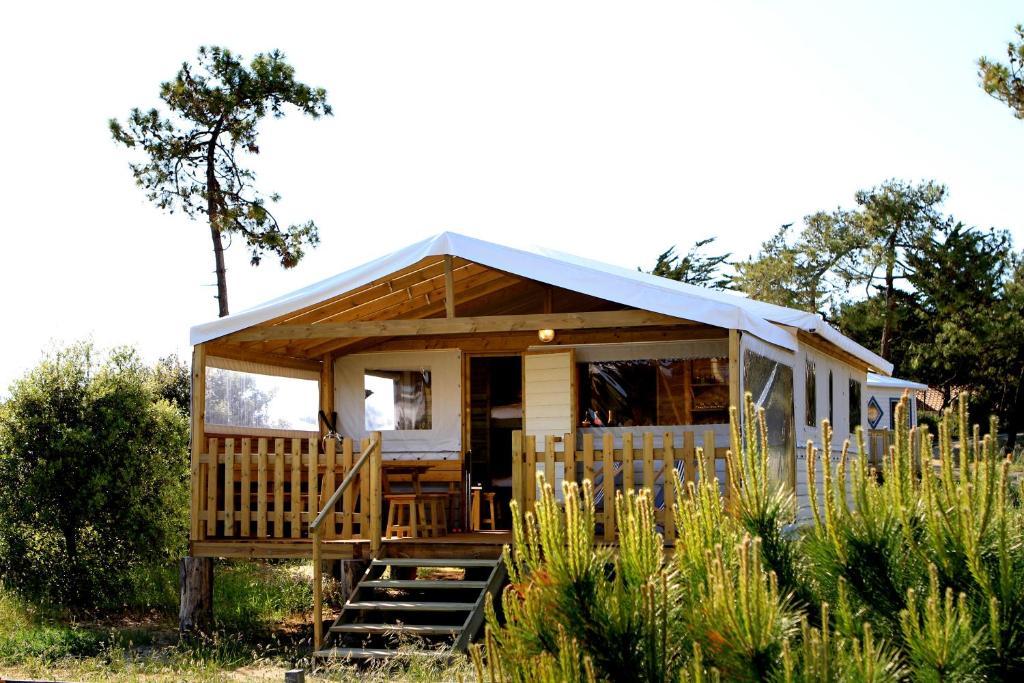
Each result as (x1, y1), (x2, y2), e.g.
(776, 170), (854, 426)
(185, 231), (894, 656)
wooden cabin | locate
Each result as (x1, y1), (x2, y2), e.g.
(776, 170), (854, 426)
(186, 231), (893, 657)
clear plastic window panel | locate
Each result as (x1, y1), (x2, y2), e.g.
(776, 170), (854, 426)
(849, 379), (862, 431)
(577, 357), (728, 427)
(805, 359), (816, 427)
(743, 350), (795, 487)
(364, 369), (432, 431)
(205, 368), (318, 431)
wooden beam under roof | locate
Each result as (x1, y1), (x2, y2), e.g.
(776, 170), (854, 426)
(301, 274), (536, 357)
(239, 264), (503, 355)
(225, 310), (687, 343)
(443, 255), (456, 319)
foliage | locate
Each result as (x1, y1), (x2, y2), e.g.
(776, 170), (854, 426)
(733, 218), (862, 315)
(110, 45), (331, 316)
(474, 395), (1024, 681)
(979, 24), (1024, 120)
(646, 237), (732, 290)
(0, 342), (189, 608)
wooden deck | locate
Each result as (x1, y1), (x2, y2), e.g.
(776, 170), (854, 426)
(191, 531), (512, 561)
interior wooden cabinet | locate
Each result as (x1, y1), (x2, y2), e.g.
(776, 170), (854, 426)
(655, 358), (729, 426)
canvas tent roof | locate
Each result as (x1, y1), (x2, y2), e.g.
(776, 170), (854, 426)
(190, 231), (893, 374)
(866, 373), (928, 391)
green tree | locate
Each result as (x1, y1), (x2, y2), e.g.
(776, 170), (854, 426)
(0, 343), (189, 608)
(842, 180), (947, 360)
(110, 46), (332, 317)
(734, 217), (863, 315)
(152, 354), (190, 416)
(979, 24), (1024, 120)
(647, 237), (732, 289)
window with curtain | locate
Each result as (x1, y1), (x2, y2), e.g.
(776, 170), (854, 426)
(805, 359), (816, 427)
(743, 349), (795, 486)
(364, 369), (432, 431)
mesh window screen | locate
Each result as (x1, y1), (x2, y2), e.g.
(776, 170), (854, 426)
(743, 349), (795, 487)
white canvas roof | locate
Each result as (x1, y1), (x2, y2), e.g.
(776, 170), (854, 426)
(190, 231), (893, 374)
(866, 373), (927, 391)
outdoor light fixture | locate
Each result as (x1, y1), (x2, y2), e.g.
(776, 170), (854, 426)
(538, 328), (555, 343)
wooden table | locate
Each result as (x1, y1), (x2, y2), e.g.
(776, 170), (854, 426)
(381, 461), (447, 538)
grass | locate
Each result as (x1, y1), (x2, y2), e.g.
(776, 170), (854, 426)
(0, 560), (474, 681)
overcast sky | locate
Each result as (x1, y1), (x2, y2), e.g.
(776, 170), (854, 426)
(1, 1), (1021, 391)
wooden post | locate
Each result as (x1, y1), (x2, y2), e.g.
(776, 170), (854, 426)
(683, 431), (696, 491)
(602, 433), (615, 542)
(663, 432), (676, 543)
(564, 433), (576, 485)
(206, 437), (219, 537)
(703, 430), (717, 491)
(257, 438), (269, 537)
(582, 433), (595, 483)
(511, 430), (523, 518)
(320, 354), (334, 442)
(642, 432), (655, 494)
(544, 435), (556, 489)
(525, 435), (537, 512)
(290, 438), (302, 538)
(443, 255), (456, 318)
(181, 344), (213, 633)
(224, 439), (235, 537)
(274, 439), (285, 537)
(622, 432), (634, 494)
(369, 432), (382, 556)
(729, 329), (741, 411)
(312, 524), (323, 651)
(306, 437), (318, 538)
(240, 439), (251, 537)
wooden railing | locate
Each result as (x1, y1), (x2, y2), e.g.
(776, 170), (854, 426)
(866, 429), (891, 467)
(310, 431), (382, 651)
(512, 430), (729, 544)
(190, 435), (378, 542)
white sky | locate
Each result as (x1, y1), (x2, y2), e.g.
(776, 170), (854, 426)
(1, 1), (1022, 392)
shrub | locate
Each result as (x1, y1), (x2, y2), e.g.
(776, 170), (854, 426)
(474, 393), (1022, 681)
(0, 342), (189, 609)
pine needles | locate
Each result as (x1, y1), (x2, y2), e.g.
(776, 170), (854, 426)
(471, 394), (1024, 681)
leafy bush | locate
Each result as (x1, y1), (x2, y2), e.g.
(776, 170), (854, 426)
(473, 394), (1024, 682)
(0, 342), (189, 609)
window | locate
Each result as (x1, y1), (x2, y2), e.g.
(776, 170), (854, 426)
(743, 350), (795, 485)
(889, 398), (900, 430)
(828, 371), (834, 426)
(577, 357), (729, 427)
(365, 369), (432, 431)
(849, 378), (862, 431)
(205, 368), (318, 431)
(805, 359), (816, 427)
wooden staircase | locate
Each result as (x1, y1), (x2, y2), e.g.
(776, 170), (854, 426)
(314, 555), (507, 660)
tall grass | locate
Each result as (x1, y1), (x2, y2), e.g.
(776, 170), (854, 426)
(473, 393), (1024, 682)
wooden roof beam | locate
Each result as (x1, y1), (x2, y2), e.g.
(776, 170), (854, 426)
(225, 310), (687, 343)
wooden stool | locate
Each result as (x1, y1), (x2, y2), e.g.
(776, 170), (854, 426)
(420, 493), (449, 537)
(384, 494), (418, 538)
(471, 487), (497, 531)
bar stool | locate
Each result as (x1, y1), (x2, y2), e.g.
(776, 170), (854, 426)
(420, 493), (449, 537)
(384, 494), (418, 538)
(470, 487), (497, 531)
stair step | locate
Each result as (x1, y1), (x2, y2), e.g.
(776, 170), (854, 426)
(315, 647), (451, 660)
(361, 579), (488, 589)
(330, 623), (462, 635)
(372, 558), (498, 568)
(344, 600), (476, 611)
